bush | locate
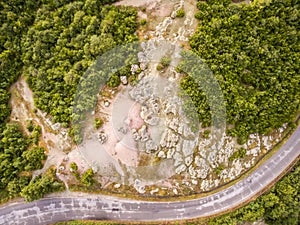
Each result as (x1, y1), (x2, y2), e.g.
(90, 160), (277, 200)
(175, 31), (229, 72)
(94, 118), (103, 129)
(203, 130), (210, 138)
(176, 8), (185, 17)
(26, 120), (34, 132)
(156, 64), (163, 71)
(107, 74), (121, 87)
(140, 19), (147, 26)
(80, 168), (95, 187)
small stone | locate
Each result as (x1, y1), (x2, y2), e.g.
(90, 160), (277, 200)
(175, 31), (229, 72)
(139, 125), (149, 142)
(167, 148), (176, 159)
(104, 101), (110, 107)
(63, 156), (69, 162)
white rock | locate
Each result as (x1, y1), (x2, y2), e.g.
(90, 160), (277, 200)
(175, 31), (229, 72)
(182, 140), (196, 157)
(145, 139), (158, 152)
(188, 166), (196, 178)
(150, 188), (159, 195)
(139, 125), (149, 142)
(173, 189), (178, 195)
(175, 164), (187, 174)
(158, 151), (166, 159)
(98, 132), (107, 144)
(132, 129), (141, 141)
(192, 179), (198, 185)
(167, 148), (176, 159)
(120, 76), (128, 85)
(114, 183), (121, 189)
(185, 156), (193, 166)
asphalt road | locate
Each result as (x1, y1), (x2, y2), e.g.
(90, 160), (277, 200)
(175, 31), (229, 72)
(0, 126), (299, 225)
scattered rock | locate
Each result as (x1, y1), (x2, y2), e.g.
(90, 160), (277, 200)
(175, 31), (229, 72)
(166, 148), (176, 159)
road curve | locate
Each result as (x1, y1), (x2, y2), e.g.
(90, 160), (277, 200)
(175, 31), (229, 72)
(0, 126), (299, 225)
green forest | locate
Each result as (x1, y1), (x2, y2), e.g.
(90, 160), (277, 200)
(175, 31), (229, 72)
(0, 0), (137, 202)
(181, 0), (299, 143)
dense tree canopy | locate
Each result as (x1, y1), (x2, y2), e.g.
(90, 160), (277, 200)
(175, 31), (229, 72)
(0, 0), (42, 134)
(181, 0), (300, 143)
(21, 0), (138, 126)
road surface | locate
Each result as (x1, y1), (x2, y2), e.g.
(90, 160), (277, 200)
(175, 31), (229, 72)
(0, 126), (299, 224)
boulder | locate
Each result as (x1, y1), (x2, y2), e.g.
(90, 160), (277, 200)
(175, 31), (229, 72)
(145, 139), (158, 153)
(131, 64), (140, 74)
(98, 132), (107, 144)
(158, 151), (166, 159)
(182, 140), (196, 157)
(175, 164), (187, 174)
(120, 76), (128, 85)
(167, 148), (176, 159)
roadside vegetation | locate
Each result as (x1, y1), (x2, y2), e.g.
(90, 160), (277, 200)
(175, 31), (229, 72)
(180, 0), (299, 144)
(0, 123), (63, 203)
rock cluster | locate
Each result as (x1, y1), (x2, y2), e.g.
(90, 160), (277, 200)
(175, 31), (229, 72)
(97, 132), (107, 144)
(129, 75), (200, 175)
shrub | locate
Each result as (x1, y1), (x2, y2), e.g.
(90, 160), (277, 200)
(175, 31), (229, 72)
(176, 8), (185, 17)
(140, 19), (147, 26)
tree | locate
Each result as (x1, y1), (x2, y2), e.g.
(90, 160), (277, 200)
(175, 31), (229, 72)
(80, 168), (94, 187)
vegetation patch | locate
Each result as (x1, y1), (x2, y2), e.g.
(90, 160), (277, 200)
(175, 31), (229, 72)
(181, 0), (299, 144)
